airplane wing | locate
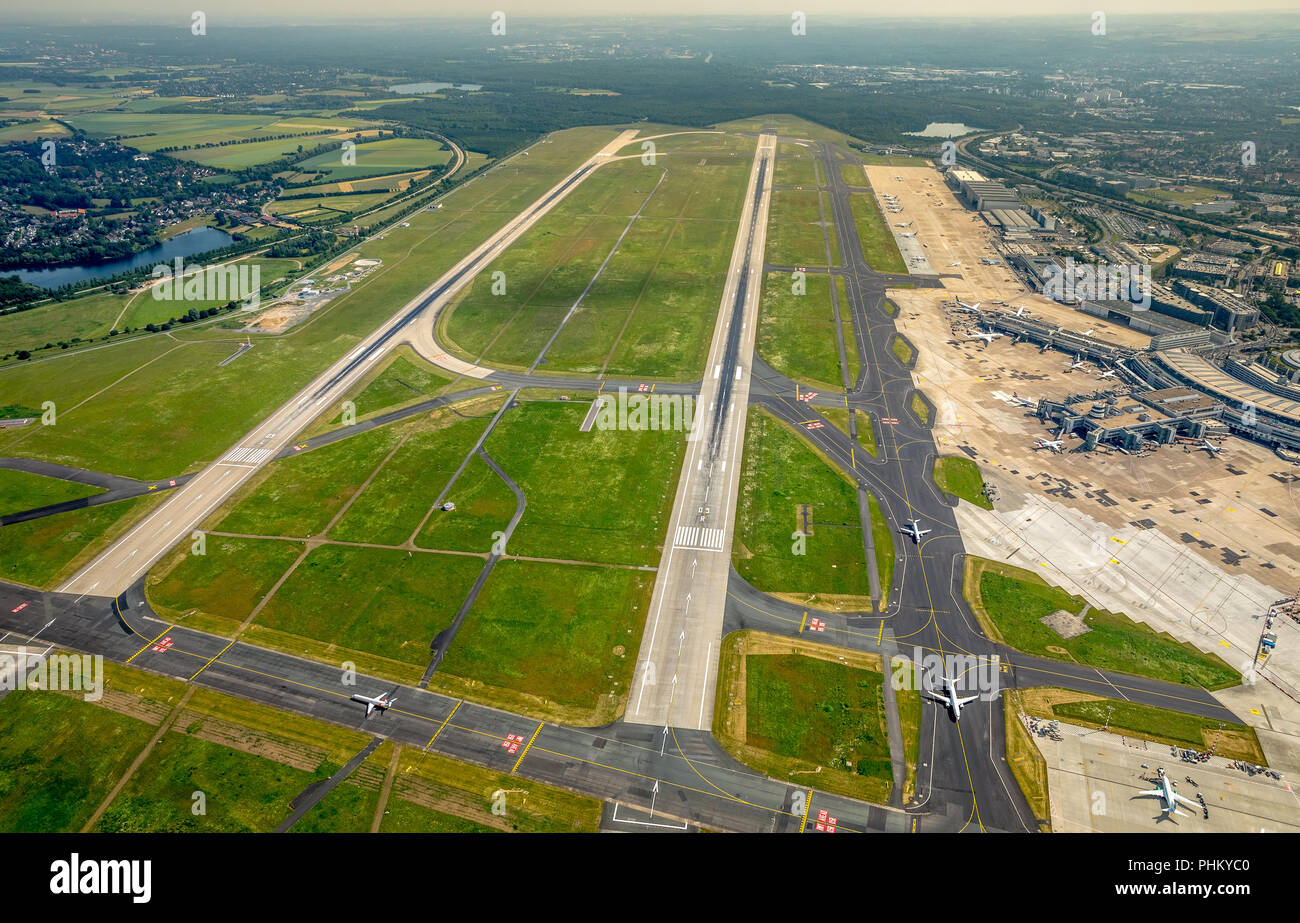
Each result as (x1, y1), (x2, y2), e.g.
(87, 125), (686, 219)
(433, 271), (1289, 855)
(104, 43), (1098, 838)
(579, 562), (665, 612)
(924, 690), (948, 703)
(1135, 789), (1163, 799)
(957, 694), (980, 706)
(365, 701), (376, 715)
(1174, 793), (1200, 811)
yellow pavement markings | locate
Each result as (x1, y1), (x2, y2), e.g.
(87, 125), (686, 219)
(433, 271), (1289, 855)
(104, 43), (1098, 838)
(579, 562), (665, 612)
(188, 637), (236, 681)
(512, 721), (543, 773)
(125, 624), (175, 664)
(800, 792), (812, 832)
(426, 699), (461, 749)
(799, 611), (807, 633)
(877, 621), (884, 645)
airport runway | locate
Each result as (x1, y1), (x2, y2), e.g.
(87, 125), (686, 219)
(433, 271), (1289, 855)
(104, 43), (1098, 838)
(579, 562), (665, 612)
(625, 132), (776, 731)
(56, 129), (640, 600)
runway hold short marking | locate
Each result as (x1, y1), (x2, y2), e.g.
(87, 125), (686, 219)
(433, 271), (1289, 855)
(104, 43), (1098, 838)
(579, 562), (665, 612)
(221, 446), (273, 467)
(674, 525), (724, 552)
(881, 417), (900, 425)
(804, 421), (824, 431)
(809, 618), (826, 633)
(637, 383), (651, 392)
(798, 391), (817, 403)
(815, 809), (838, 832)
(10, 602), (28, 613)
(502, 733), (525, 755)
(151, 636), (174, 653)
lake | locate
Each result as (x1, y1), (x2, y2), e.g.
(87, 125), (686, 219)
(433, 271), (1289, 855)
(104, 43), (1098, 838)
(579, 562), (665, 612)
(905, 123), (984, 138)
(8, 226), (236, 289)
(388, 81), (483, 94)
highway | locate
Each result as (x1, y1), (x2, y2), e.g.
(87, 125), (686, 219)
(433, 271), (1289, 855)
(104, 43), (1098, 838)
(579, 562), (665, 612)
(626, 132), (776, 731)
(57, 129), (638, 599)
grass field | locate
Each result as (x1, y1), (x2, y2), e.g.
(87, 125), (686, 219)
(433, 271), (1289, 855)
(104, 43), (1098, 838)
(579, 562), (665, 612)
(289, 138), (452, 181)
(820, 407), (877, 458)
(713, 631), (901, 806)
(890, 334), (915, 366)
(764, 188), (839, 267)
(965, 557), (1241, 690)
(932, 455), (990, 509)
(0, 468), (103, 513)
(431, 559), (653, 724)
(146, 535), (307, 635)
(848, 193), (907, 274)
(1015, 686), (1264, 764)
(734, 408), (871, 607)
(757, 272), (850, 391)
(0, 125), (614, 485)
(1003, 690), (1052, 828)
(251, 544), (485, 670)
(441, 149), (749, 379)
(0, 690), (158, 832)
(0, 493), (160, 588)
(472, 397), (685, 566)
(775, 141), (821, 187)
(910, 391), (930, 425)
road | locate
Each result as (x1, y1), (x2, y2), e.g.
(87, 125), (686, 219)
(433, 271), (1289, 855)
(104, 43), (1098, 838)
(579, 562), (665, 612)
(626, 131), (776, 731)
(57, 129), (639, 599)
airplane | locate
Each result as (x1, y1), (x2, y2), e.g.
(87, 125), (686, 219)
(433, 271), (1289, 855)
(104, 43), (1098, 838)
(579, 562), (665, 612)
(1097, 368), (1118, 379)
(949, 261), (962, 267)
(900, 519), (931, 544)
(351, 688), (398, 716)
(1068, 355), (1087, 370)
(1201, 438), (1222, 456)
(901, 231), (917, 238)
(925, 673), (981, 721)
(980, 258), (1002, 265)
(954, 299), (981, 312)
(967, 330), (1002, 344)
(1134, 767), (1201, 818)
(1010, 305), (1026, 317)
(1034, 437), (1064, 452)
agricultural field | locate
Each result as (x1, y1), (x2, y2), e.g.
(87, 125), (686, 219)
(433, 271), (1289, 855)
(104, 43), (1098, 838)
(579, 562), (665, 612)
(287, 137), (454, 182)
(964, 557), (1240, 690)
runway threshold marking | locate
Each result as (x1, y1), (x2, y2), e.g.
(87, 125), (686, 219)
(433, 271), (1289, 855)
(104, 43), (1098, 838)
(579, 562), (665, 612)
(426, 699), (461, 749)
(187, 637), (237, 681)
(513, 721), (543, 773)
(126, 624), (175, 664)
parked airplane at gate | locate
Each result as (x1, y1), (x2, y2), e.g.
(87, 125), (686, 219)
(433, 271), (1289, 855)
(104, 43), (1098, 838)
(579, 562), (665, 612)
(967, 330), (1002, 344)
(1034, 437), (1064, 452)
(1135, 767), (1200, 818)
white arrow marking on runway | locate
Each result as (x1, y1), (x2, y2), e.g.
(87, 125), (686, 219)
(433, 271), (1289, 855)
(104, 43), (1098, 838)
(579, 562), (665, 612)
(660, 725), (669, 756)
(691, 558), (697, 578)
(72, 581), (99, 604)
(650, 779), (660, 818)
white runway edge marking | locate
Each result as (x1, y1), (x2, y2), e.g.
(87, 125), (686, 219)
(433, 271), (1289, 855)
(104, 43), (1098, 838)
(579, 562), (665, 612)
(221, 446), (273, 466)
(673, 526), (725, 552)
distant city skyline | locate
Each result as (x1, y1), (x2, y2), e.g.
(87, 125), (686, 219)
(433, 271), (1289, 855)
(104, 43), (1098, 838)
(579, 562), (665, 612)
(2, 1), (1298, 25)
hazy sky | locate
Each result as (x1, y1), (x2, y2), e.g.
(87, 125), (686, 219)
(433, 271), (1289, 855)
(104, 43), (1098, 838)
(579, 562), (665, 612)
(4, 0), (1298, 24)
